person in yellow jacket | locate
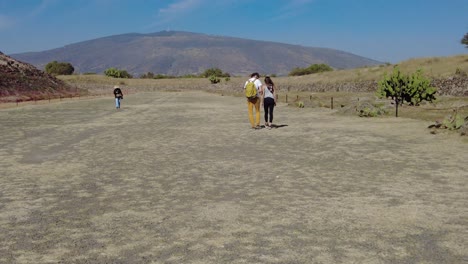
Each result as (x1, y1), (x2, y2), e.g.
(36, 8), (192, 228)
(244, 72), (263, 129)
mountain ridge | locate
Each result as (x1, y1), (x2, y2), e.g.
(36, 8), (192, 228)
(11, 31), (382, 76)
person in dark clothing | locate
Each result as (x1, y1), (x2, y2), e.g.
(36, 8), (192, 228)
(261, 76), (277, 129)
(113, 85), (123, 109)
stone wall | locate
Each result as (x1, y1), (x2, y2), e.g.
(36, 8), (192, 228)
(279, 76), (468, 96)
(431, 76), (468, 96)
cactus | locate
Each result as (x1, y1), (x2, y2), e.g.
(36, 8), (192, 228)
(437, 110), (467, 130)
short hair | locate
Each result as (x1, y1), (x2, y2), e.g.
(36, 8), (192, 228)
(250, 72), (260, 78)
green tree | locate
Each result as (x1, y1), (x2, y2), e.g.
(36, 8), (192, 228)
(45, 61), (74, 75)
(119, 70), (132, 79)
(201, 68), (230, 78)
(104, 68), (133, 78)
(461, 33), (468, 48)
(377, 66), (436, 117)
(288, 64), (333, 76)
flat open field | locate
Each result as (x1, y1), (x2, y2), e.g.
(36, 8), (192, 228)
(0, 91), (466, 263)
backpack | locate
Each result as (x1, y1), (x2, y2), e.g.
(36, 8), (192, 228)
(245, 81), (257, 99)
(114, 88), (123, 98)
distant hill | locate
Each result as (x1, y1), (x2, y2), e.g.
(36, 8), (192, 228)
(11, 31), (382, 76)
(0, 51), (78, 102)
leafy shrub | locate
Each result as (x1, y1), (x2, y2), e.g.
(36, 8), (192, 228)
(377, 66), (436, 116)
(288, 64), (333, 76)
(104, 68), (133, 78)
(358, 102), (388, 117)
(45, 61), (74, 75)
(200, 68), (230, 78)
(209, 75), (220, 84)
(296, 101), (305, 108)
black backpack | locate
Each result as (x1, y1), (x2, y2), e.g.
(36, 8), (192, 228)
(114, 88), (123, 98)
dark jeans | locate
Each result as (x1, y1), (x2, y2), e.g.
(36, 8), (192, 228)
(264, 97), (275, 123)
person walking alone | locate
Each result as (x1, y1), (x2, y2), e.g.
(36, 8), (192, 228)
(113, 85), (123, 109)
(262, 76), (277, 129)
(244, 72), (263, 129)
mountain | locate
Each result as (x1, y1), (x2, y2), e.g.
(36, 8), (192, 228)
(11, 31), (382, 76)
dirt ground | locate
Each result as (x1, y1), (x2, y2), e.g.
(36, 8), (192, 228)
(0, 91), (466, 264)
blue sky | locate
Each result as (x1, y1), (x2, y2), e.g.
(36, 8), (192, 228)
(0, 0), (467, 63)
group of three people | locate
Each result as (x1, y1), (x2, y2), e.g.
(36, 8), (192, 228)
(244, 72), (277, 129)
(113, 73), (278, 130)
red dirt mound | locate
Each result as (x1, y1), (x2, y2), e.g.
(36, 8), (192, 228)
(0, 51), (83, 103)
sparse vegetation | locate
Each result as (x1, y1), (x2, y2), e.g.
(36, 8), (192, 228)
(288, 63), (333, 76)
(137, 68), (231, 81)
(155, 74), (177, 79)
(442, 111), (466, 131)
(357, 102), (388, 117)
(296, 101), (305, 108)
(200, 67), (229, 84)
(140, 72), (155, 79)
(200, 68), (230, 78)
(455, 67), (467, 77)
(209, 75), (220, 84)
(104, 67), (133, 78)
(45, 61), (74, 75)
(429, 109), (468, 136)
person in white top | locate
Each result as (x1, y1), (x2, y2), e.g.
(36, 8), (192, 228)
(261, 76), (277, 129)
(244, 72), (263, 129)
